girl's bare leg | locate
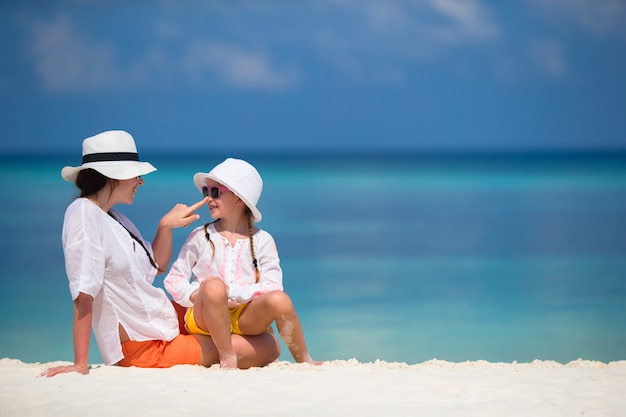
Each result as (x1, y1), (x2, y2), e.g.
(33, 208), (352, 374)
(238, 291), (321, 365)
(194, 278), (237, 369)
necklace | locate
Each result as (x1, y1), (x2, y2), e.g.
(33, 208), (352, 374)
(108, 211), (158, 270)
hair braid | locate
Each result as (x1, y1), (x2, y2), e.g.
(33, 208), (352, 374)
(246, 210), (260, 283)
(203, 220), (219, 261)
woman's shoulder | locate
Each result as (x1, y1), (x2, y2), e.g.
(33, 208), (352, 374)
(63, 198), (108, 235)
(65, 197), (101, 217)
(67, 196), (89, 209)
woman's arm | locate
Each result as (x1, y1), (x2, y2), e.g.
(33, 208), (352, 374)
(152, 198), (207, 274)
(40, 292), (93, 377)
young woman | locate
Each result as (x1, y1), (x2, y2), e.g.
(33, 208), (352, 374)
(42, 131), (280, 377)
(164, 158), (320, 369)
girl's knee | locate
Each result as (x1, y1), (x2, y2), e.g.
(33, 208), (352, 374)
(264, 291), (294, 312)
(199, 278), (228, 301)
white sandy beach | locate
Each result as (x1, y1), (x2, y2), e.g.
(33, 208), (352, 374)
(1, 358), (624, 417)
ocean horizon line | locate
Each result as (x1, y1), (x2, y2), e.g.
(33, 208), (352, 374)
(2, 147), (626, 161)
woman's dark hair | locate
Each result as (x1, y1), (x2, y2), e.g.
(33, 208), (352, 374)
(75, 168), (116, 198)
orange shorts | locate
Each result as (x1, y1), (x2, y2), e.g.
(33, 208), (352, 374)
(118, 334), (202, 368)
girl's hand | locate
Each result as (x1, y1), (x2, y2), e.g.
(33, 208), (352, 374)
(160, 197), (208, 229)
(40, 363), (89, 378)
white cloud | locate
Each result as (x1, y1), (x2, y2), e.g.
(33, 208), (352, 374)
(527, 38), (567, 77)
(24, 12), (299, 94)
(23, 1), (574, 95)
(317, 0), (499, 43)
(182, 42), (299, 90)
(309, 0), (500, 82)
(527, 0), (626, 37)
(429, 0), (499, 43)
(357, 0), (499, 44)
(27, 17), (120, 93)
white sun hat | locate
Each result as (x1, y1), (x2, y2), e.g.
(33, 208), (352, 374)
(61, 130), (156, 182)
(193, 158), (263, 223)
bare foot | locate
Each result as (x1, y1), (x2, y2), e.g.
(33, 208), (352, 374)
(219, 352), (238, 370)
(298, 354), (322, 366)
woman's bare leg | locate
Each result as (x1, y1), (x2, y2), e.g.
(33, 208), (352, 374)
(232, 331), (282, 369)
(195, 331), (281, 369)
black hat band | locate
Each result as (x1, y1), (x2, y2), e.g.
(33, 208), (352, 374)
(82, 152), (140, 163)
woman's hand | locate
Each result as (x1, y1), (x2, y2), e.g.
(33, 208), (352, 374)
(153, 197), (208, 272)
(159, 197), (208, 230)
(40, 363), (89, 378)
(41, 293), (93, 377)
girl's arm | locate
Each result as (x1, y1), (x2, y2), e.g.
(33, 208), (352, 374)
(40, 292), (93, 377)
(163, 229), (204, 307)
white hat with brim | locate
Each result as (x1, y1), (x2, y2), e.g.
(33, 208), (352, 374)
(61, 130), (156, 182)
(193, 158), (263, 223)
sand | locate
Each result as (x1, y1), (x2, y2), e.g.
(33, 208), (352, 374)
(1, 357), (624, 416)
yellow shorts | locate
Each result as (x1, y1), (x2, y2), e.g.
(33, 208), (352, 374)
(185, 304), (247, 336)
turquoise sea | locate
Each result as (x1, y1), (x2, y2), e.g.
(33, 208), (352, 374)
(1, 152), (625, 365)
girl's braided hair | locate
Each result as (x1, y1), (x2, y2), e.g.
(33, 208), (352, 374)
(203, 220), (218, 261)
(246, 208), (260, 283)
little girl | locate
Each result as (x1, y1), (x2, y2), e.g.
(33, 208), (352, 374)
(164, 158), (320, 369)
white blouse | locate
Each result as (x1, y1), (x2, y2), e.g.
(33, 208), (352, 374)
(62, 198), (179, 365)
(164, 222), (283, 308)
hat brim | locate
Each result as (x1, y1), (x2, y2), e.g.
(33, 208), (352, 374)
(193, 172), (262, 223)
(62, 161), (157, 182)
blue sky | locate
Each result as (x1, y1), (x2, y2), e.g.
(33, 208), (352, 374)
(1, 0), (625, 154)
